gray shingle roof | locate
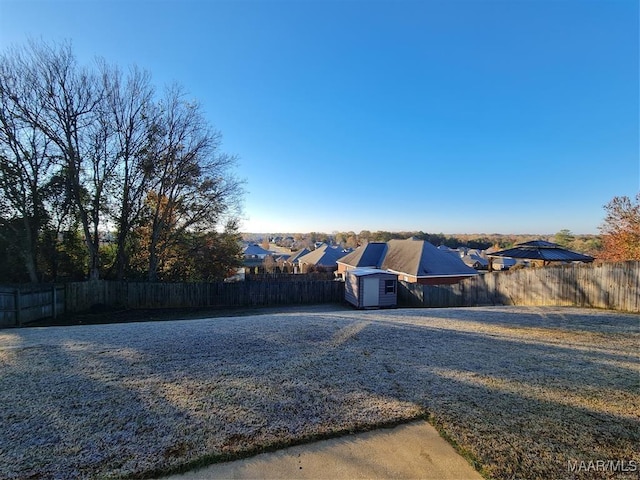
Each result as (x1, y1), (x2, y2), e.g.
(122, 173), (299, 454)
(339, 238), (477, 278)
(382, 239), (477, 277)
(337, 242), (387, 268)
(296, 244), (352, 268)
(243, 244), (271, 256)
(286, 248), (310, 263)
(462, 254), (489, 268)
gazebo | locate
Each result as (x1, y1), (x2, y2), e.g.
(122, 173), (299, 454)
(487, 240), (594, 272)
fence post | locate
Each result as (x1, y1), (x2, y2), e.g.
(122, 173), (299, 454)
(52, 285), (57, 320)
(64, 283), (69, 315)
(14, 288), (21, 327)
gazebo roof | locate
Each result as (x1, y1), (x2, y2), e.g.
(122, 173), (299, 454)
(488, 241), (594, 262)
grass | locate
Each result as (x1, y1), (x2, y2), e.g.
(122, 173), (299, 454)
(1, 305), (638, 479)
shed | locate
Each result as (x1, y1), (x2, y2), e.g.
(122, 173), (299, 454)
(345, 268), (398, 309)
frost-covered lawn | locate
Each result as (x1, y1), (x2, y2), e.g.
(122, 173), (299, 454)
(1, 306), (638, 480)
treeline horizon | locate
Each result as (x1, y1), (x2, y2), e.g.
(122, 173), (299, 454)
(243, 230), (603, 255)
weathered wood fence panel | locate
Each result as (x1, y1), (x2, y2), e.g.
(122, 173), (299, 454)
(0, 289), (15, 327)
(0, 285), (65, 327)
(62, 280), (345, 313)
(399, 261), (640, 313)
(1, 280), (344, 326)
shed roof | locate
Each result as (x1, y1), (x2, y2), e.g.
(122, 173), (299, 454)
(347, 268), (398, 278)
(489, 241), (594, 262)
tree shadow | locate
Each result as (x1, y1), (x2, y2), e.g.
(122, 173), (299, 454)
(0, 338), (204, 479)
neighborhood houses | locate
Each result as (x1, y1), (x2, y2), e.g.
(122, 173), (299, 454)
(239, 236), (595, 286)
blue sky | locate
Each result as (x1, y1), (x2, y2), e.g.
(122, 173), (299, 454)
(1, 0), (638, 234)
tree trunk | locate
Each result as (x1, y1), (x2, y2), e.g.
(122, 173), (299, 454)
(147, 247), (159, 282)
(114, 232), (129, 280)
(20, 217), (40, 283)
(147, 224), (161, 282)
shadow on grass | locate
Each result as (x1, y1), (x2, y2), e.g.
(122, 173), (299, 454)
(23, 303), (351, 328)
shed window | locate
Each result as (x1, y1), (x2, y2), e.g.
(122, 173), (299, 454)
(385, 280), (396, 294)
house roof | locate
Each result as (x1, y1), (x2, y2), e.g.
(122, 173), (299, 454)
(340, 238), (477, 278)
(243, 244), (271, 256)
(297, 244), (352, 268)
(462, 254), (489, 267)
(337, 242), (387, 268)
(382, 239), (478, 278)
(286, 248), (310, 263)
(491, 257), (517, 266)
(489, 241), (594, 262)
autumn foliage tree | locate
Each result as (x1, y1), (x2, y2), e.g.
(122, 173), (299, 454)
(599, 193), (640, 261)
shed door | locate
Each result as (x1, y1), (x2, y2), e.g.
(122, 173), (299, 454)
(362, 277), (379, 307)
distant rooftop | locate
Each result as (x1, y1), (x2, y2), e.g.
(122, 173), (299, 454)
(488, 241), (594, 262)
(243, 244), (271, 256)
(296, 244), (353, 268)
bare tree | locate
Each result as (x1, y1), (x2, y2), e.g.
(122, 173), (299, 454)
(100, 62), (155, 279)
(0, 50), (56, 282)
(5, 41), (105, 280)
(1, 40), (244, 283)
(263, 254), (277, 274)
(144, 85), (243, 281)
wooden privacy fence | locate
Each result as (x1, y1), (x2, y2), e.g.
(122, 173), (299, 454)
(2, 261), (637, 327)
(398, 261), (640, 313)
(0, 285), (65, 327)
(0, 280), (344, 327)
(0, 280), (345, 327)
(64, 279), (345, 313)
